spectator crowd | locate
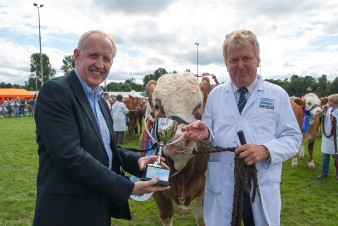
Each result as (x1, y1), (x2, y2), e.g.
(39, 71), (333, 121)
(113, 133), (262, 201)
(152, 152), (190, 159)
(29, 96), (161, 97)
(0, 97), (35, 118)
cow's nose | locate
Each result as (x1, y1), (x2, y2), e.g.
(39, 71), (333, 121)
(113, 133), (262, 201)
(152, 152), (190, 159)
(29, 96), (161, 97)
(316, 109), (323, 114)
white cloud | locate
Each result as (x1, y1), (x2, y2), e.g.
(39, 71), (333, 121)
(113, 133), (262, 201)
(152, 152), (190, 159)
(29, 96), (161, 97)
(0, 0), (337, 87)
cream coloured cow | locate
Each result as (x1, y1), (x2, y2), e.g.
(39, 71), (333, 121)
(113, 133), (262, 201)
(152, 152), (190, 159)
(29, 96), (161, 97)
(142, 72), (211, 226)
(291, 93), (324, 167)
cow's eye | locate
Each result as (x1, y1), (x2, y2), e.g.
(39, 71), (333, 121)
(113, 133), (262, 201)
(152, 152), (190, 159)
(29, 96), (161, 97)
(154, 104), (159, 111)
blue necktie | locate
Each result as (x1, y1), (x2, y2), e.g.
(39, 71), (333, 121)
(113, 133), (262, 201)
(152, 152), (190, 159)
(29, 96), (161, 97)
(238, 87), (248, 114)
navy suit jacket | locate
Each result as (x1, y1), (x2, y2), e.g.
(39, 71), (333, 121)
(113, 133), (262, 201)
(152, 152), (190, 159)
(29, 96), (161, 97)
(33, 71), (143, 226)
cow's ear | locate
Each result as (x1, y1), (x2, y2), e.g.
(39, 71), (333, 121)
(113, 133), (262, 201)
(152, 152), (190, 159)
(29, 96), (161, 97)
(320, 97), (328, 106)
(293, 98), (304, 106)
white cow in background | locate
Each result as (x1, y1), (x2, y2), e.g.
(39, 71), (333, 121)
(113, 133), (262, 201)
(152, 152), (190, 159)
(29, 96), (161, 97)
(291, 93), (324, 167)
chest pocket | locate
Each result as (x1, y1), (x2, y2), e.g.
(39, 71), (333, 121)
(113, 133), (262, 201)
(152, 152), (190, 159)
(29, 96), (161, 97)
(246, 100), (278, 144)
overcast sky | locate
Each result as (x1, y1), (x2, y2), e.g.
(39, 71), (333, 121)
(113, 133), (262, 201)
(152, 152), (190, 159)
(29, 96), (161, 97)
(0, 0), (337, 87)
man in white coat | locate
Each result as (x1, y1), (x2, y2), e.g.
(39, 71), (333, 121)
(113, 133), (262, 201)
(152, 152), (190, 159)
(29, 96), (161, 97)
(183, 29), (302, 226)
(317, 93), (338, 180)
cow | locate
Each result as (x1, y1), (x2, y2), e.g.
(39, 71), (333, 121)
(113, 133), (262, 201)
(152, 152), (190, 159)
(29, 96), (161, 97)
(291, 93), (325, 167)
(139, 72), (212, 226)
(124, 94), (143, 139)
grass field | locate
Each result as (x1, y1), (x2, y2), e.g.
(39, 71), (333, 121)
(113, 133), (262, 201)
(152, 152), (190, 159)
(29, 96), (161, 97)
(0, 117), (337, 226)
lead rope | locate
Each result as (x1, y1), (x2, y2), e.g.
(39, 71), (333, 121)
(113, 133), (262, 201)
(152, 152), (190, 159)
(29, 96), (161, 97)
(231, 154), (258, 226)
(193, 132), (259, 226)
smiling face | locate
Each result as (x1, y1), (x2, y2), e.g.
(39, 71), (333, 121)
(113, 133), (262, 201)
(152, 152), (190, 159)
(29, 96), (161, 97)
(74, 32), (114, 90)
(222, 30), (260, 88)
(225, 43), (260, 87)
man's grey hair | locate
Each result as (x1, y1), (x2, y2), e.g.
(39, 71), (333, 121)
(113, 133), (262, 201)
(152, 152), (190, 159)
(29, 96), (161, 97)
(77, 30), (117, 59)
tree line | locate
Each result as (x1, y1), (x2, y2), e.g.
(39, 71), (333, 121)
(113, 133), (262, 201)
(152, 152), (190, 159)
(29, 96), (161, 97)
(1, 53), (337, 97)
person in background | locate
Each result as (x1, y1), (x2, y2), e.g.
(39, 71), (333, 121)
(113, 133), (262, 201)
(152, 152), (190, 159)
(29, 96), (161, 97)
(33, 30), (169, 226)
(183, 29), (302, 226)
(103, 92), (112, 117)
(5, 98), (12, 116)
(0, 100), (6, 118)
(20, 97), (27, 117)
(317, 93), (338, 180)
(27, 98), (34, 116)
(12, 98), (20, 117)
(112, 94), (129, 147)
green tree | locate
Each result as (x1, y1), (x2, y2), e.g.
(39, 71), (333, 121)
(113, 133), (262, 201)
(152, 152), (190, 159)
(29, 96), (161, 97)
(327, 77), (338, 95)
(289, 75), (309, 97)
(61, 55), (75, 75)
(27, 53), (56, 91)
(105, 78), (145, 92)
(265, 78), (292, 95)
(0, 82), (22, 88)
(302, 75), (317, 94)
(143, 68), (168, 86)
(317, 74), (328, 97)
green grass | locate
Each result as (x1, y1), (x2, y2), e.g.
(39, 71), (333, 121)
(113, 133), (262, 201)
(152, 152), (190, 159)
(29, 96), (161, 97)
(1, 117), (337, 225)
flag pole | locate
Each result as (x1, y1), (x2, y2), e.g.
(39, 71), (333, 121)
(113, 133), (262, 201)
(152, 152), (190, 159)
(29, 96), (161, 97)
(35, 73), (38, 91)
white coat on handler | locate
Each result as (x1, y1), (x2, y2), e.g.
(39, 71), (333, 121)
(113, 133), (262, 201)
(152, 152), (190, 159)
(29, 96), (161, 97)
(321, 107), (338, 154)
(202, 76), (302, 226)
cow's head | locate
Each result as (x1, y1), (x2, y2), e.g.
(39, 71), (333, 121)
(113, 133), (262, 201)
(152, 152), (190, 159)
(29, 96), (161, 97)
(293, 93), (323, 123)
(152, 72), (206, 170)
(125, 94), (141, 110)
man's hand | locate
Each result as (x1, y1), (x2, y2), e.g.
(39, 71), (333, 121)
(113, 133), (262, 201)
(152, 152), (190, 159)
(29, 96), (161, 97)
(132, 178), (170, 195)
(138, 155), (168, 171)
(182, 120), (209, 141)
(235, 144), (270, 165)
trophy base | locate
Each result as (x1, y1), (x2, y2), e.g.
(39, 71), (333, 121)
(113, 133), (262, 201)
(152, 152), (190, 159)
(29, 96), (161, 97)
(142, 164), (171, 186)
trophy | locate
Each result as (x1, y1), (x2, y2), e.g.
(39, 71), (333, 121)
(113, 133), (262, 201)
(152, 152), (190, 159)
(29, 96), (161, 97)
(142, 115), (184, 186)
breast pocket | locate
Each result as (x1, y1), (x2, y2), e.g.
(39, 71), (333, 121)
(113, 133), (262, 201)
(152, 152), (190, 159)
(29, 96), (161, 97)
(248, 107), (278, 144)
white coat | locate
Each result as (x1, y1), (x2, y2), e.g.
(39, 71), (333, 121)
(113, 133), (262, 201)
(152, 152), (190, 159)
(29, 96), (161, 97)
(202, 76), (302, 226)
(321, 107), (338, 154)
(112, 101), (129, 132)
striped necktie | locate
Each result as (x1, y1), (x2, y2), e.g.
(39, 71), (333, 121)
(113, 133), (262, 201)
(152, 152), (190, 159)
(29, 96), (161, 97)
(237, 87), (248, 114)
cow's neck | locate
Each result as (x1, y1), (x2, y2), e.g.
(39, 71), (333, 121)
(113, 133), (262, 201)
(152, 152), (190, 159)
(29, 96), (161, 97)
(309, 116), (319, 125)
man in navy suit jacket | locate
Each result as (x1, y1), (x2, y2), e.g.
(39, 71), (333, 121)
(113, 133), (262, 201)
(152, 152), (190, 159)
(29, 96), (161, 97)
(33, 30), (169, 226)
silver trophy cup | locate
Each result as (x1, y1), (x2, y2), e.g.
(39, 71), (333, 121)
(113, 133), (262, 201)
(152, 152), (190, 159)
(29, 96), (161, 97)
(142, 115), (185, 186)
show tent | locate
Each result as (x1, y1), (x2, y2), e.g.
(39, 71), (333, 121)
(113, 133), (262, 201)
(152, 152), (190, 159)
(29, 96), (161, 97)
(0, 88), (35, 101)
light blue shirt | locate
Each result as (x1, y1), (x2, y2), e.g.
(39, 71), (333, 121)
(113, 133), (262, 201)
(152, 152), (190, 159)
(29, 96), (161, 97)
(75, 69), (113, 169)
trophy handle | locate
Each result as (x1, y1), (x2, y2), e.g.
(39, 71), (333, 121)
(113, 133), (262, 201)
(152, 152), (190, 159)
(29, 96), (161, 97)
(144, 115), (158, 144)
(145, 115), (187, 146)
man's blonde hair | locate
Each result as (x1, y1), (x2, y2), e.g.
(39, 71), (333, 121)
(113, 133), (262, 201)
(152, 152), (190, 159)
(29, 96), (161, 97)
(222, 29), (260, 61)
(328, 94), (338, 104)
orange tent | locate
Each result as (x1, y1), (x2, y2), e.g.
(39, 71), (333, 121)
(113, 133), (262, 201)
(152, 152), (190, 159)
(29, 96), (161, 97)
(0, 88), (35, 101)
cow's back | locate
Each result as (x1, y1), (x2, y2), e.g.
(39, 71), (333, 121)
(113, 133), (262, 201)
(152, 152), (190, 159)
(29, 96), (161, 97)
(291, 100), (303, 130)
